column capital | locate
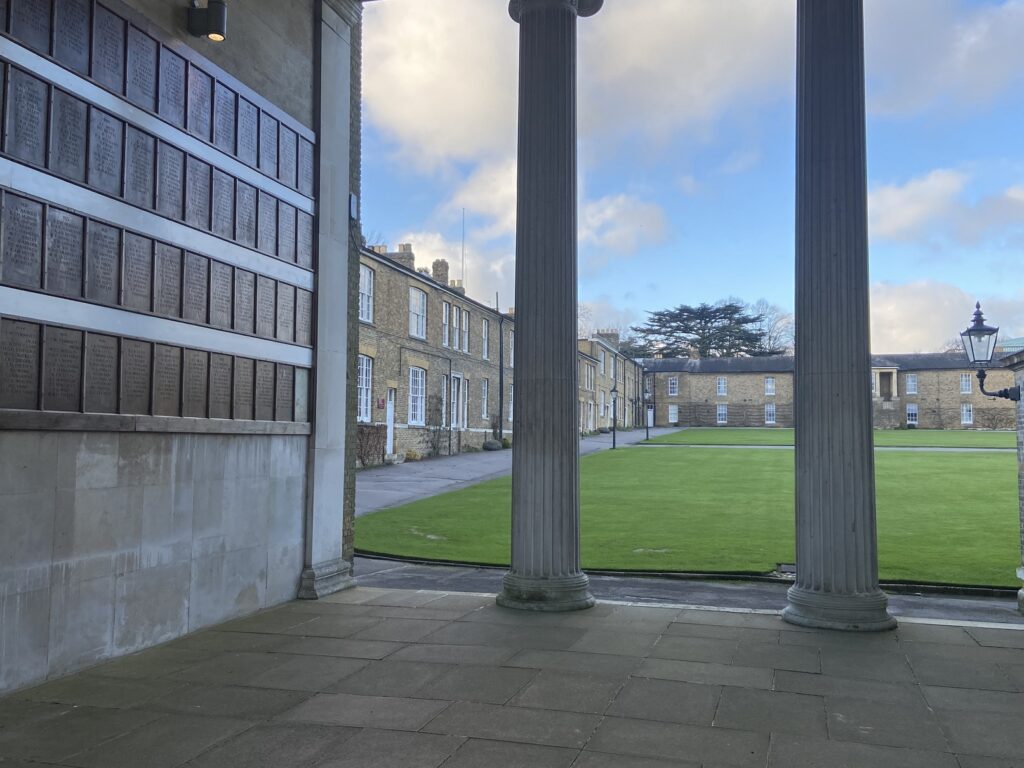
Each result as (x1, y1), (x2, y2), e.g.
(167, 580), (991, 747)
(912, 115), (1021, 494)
(509, 0), (603, 23)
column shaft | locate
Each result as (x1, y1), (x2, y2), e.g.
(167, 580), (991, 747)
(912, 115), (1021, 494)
(783, 0), (895, 631)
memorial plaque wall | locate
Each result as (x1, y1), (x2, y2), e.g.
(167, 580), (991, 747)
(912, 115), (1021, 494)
(182, 252), (208, 323)
(209, 353), (232, 419)
(153, 243), (183, 317)
(257, 192), (277, 255)
(0, 318), (40, 409)
(234, 270), (255, 334)
(237, 98), (259, 168)
(84, 333), (119, 414)
(53, 0), (92, 76)
(122, 233), (153, 311)
(42, 326), (83, 412)
(185, 157), (212, 230)
(236, 183), (257, 248)
(296, 290), (312, 346)
(254, 359), (274, 421)
(153, 344), (181, 416)
(209, 260), (233, 329)
(188, 67), (213, 141)
(126, 27), (158, 112)
(275, 364), (294, 422)
(85, 221), (120, 306)
(276, 284), (295, 343)
(212, 170), (235, 239)
(294, 368), (309, 422)
(213, 83), (236, 154)
(45, 209), (85, 298)
(278, 204), (296, 263)
(259, 112), (278, 176)
(125, 127), (156, 209)
(255, 276), (276, 338)
(279, 126), (297, 188)
(297, 212), (314, 269)
(233, 356), (254, 420)
(88, 108), (124, 196)
(120, 338), (150, 414)
(298, 139), (314, 197)
(182, 349), (208, 418)
(157, 143), (185, 220)
(6, 68), (48, 167)
(10, 0), (51, 55)
(93, 5), (126, 94)
(2, 194), (43, 289)
(159, 49), (187, 128)
(49, 90), (89, 182)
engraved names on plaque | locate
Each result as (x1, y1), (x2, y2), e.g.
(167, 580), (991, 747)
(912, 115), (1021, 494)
(188, 67), (213, 141)
(212, 170), (235, 239)
(275, 365), (294, 422)
(297, 212), (313, 269)
(84, 333), (118, 414)
(209, 260), (233, 329)
(153, 243), (182, 317)
(85, 221), (120, 305)
(185, 157), (211, 230)
(182, 252), (208, 323)
(213, 83), (236, 155)
(237, 98), (258, 168)
(10, 0), (51, 54)
(125, 127), (156, 209)
(233, 269), (255, 334)
(298, 139), (314, 197)
(209, 353), (232, 419)
(233, 356), (254, 420)
(2, 194), (43, 289)
(153, 344), (181, 416)
(126, 27), (158, 112)
(259, 112), (278, 176)
(276, 283), (295, 343)
(42, 326), (82, 412)
(254, 360), (274, 421)
(294, 368), (309, 422)
(93, 5), (126, 95)
(182, 349), (208, 418)
(88, 108), (124, 196)
(236, 182), (257, 248)
(122, 233), (153, 312)
(6, 68), (48, 167)
(278, 204), (296, 263)
(120, 338), (150, 414)
(45, 208), (85, 298)
(255, 275), (276, 339)
(53, 0), (92, 75)
(257, 191), (277, 255)
(279, 126), (297, 188)
(296, 289), (312, 346)
(159, 49), (187, 128)
(49, 90), (88, 182)
(157, 143), (185, 220)
(0, 319), (40, 409)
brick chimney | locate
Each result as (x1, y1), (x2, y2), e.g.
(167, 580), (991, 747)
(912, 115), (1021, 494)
(432, 259), (450, 286)
(390, 243), (415, 270)
(596, 329), (621, 347)
(449, 279), (466, 295)
(369, 244), (388, 255)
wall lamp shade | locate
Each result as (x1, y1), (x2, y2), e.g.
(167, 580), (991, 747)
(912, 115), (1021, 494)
(961, 302), (999, 367)
(188, 1), (227, 42)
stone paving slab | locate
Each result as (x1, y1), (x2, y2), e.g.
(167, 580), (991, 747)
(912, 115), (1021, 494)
(2, 586), (1024, 767)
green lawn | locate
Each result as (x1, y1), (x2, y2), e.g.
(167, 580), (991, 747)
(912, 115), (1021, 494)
(355, 447), (1020, 587)
(646, 427), (1017, 449)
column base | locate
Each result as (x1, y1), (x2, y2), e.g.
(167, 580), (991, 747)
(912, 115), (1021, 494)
(298, 557), (355, 600)
(783, 585), (896, 632)
(1017, 567), (1024, 615)
(497, 572), (595, 612)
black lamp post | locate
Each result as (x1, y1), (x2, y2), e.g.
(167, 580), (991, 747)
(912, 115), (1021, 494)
(960, 302), (1021, 401)
(610, 384), (617, 449)
(642, 368), (650, 441)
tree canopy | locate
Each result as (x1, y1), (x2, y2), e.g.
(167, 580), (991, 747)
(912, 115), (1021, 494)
(631, 300), (790, 358)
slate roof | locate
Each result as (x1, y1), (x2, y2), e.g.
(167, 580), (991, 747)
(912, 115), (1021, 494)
(640, 351), (1011, 374)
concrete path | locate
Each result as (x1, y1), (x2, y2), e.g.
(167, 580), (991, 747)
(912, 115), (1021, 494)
(356, 427), (680, 517)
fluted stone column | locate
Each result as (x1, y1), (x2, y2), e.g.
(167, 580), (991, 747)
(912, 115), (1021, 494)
(783, 0), (896, 631)
(497, 0), (601, 612)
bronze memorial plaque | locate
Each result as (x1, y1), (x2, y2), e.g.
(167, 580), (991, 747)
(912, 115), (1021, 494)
(298, 138), (314, 197)
(276, 283), (295, 343)
(275, 365), (294, 422)
(124, 127), (156, 209)
(0, 319), (40, 410)
(153, 344), (181, 417)
(49, 89), (88, 182)
(85, 221), (120, 306)
(236, 182), (257, 248)
(122, 233), (153, 312)
(296, 289), (312, 346)
(158, 48), (186, 128)
(45, 208), (85, 298)
(254, 360), (274, 421)
(185, 157), (212, 230)
(237, 98), (258, 167)
(297, 212), (313, 269)
(233, 269), (255, 334)
(277, 203), (296, 263)
(42, 326), (83, 412)
(153, 243), (182, 317)
(212, 170), (235, 239)
(10, 0), (51, 54)
(93, 5), (126, 95)
(6, 68), (48, 167)
(209, 260), (233, 329)
(188, 67), (213, 141)
(257, 192), (277, 255)
(182, 252), (209, 323)
(259, 112), (278, 176)
(255, 275), (276, 338)
(2, 194), (44, 289)
(182, 348), (208, 418)
(120, 338), (151, 415)
(279, 126), (297, 188)
(213, 83), (236, 155)
(233, 356), (254, 420)
(53, 0), (92, 75)
(88, 108), (124, 196)
(84, 333), (118, 414)
(294, 368), (309, 422)
(157, 143), (185, 220)
(209, 353), (232, 419)
(126, 26), (158, 112)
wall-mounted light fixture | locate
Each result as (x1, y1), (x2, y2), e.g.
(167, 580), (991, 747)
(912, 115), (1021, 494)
(960, 302), (1021, 401)
(188, 0), (227, 43)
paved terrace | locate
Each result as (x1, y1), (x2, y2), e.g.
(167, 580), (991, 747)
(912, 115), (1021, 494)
(3, 586), (1024, 767)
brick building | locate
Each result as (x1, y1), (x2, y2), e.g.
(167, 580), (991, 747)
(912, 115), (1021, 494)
(644, 353), (1016, 430)
(578, 332), (643, 433)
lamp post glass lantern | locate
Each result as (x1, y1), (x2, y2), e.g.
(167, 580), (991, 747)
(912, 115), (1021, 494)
(960, 303), (1021, 402)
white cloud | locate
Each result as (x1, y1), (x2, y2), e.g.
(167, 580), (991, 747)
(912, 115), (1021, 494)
(677, 174), (700, 196)
(579, 298), (640, 338)
(868, 169), (968, 242)
(396, 230), (516, 310)
(445, 158), (517, 240)
(717, 149), (761, 176)
(579, 194), (669, 269)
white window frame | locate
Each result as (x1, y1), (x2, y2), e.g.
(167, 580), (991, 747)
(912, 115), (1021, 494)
(668, 404), (679, 423)
(764, 402), (776, 425)
(961, 402), (973, 425)
(717, 376), (728, 396)
(716, 404), (728, 424)
(960, 373), (971, 394)
(508, 383), (514, 422)
(765, 376), (775, 396)
(461, 309), (470, 352)
(441, 375), (448, 427)
(357, 355), (373, 423)
(450, 373), (464, 429)
(598, 350), (606, 375)
(906, 403), (918, 426)
(481, 318), (489, 360)
(358, 264), (374, 323)
(611, 356), (617, 379)
(442, 302), (451, 347)
(509, 330), (514, 368)
(668, 377), (679, 396)
(409, 288), (427, 339)
(905, 373), (918, 395)
(408, 367), (426, 426)
(451, 305), (460, 351)
(600, 390), (606, 418)
(481, 378), (489, 418)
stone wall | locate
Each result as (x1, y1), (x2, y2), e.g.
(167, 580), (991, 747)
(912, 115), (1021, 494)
(0, 431), (306, 692)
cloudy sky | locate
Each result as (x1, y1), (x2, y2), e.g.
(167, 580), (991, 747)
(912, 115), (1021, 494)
(360, 0), (1024, 353)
